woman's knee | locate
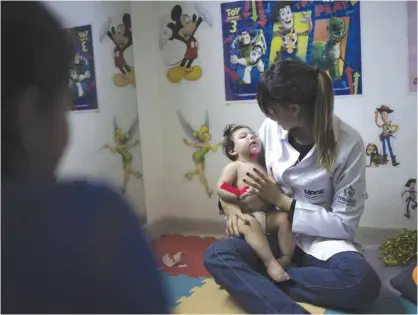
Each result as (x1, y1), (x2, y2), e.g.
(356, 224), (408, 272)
(336, 253), (381, 305)
(203, 237), (256, 270)
(356, 262), (381, 304)
(203, 238), (237, 267)
(344, 269), (381, 310)
(203, 242), (217, 271)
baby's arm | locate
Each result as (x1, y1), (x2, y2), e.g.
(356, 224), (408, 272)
(217, 163), (249, 203)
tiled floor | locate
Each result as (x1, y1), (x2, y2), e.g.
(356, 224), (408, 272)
(153, 234), (417, 314)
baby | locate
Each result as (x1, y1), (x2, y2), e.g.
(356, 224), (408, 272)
(217, 124), (295, 282)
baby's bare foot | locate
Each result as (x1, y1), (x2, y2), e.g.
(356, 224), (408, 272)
(266, 260), (290, 283)
(277, 256), (292, 268)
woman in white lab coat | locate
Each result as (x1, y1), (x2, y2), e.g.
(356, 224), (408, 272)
(203, 60), (381, 314)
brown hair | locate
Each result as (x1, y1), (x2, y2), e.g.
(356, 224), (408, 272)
(222, 124), (253, 161)
(257, 59), (336, 172)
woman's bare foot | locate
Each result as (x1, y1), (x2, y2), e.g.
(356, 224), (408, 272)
(266, 259), (290, 283)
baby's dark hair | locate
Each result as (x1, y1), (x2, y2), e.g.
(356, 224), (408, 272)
(222, 124), (253, 161)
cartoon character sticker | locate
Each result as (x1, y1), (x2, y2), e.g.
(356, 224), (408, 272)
(159, 3), (213, 83)
(309, 1), (362, 95)
(230, 29), (267, 84)
(269, 1), (312, 63)
(374, 105), (400, 167)
(402, 178), (417, 219)
(310, 16), (347, 81)
(177, 110), (221, 198)
(365, 143), (384, 167)
(69, 53), (91, 98)
(100, 14), (135, 87)
(98, 117), (142, 195)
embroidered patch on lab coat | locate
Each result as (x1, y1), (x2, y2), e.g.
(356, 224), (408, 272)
(337, 186), (356, 207)
(303, 188), (326, 202)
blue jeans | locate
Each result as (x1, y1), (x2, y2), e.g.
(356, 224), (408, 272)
(381, 135), (394, 157)
(203, 236), (381, 314)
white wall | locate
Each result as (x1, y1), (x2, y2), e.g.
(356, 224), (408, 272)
(130, 1), (167, 224)
(46, 1), (147, 222)
(131, 1), (417, 229)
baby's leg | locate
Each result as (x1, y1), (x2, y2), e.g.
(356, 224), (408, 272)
(251, 211), (266, 232)
(266, 211), (295, 268)
(237, 212), (289, 283)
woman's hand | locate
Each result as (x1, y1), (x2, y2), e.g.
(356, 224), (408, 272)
(244, 168), (281, 205)
(221, 200), (250, 237)
(225, 212), (251, 237)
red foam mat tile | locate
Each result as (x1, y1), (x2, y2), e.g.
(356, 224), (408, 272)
(153, 234), (219, 278)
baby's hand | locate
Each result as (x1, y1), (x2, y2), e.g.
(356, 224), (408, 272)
(239, 187), (256, 200)
(239, 191), (251, 200)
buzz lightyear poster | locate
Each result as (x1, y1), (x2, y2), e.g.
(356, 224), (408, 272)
(221, 1), (362, 101)
(67, 24), (98, 111)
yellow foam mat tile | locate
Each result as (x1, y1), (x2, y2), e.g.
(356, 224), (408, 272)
(298, 302), (326, 314)
(174, 278), (244, 314)
(174, 278), (326, 314)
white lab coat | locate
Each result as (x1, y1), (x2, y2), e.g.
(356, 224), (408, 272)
(258, 115), (366, 261)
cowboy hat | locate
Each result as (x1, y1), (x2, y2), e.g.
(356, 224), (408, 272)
(376, 105), (394, 113)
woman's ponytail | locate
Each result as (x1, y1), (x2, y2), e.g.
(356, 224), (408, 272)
(313, 69), (337, 173)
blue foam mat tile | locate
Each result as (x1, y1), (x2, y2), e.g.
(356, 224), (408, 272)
(325, 297), (418, 314)
(160, 271), (207, 309)
(400, 298), (418, 314)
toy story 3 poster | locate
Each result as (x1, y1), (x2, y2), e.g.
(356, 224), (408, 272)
(67, 25), (98, 111)
(221, 1), (362, 102)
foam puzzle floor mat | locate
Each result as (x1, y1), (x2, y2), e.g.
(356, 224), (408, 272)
(153, 235), (417, 314)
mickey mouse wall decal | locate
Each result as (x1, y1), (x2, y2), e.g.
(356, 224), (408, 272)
(159, 3), (213, 84)
(100, 14), (135, 87)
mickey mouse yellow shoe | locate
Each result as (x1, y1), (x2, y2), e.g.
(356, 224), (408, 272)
(127, 71), (136, 86)
(113, 73), (130, 87)
(184, 65), (202, 81)
(167, 66), (185, 83)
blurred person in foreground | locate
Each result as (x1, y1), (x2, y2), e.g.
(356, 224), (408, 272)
(1, 2), (169, 313)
